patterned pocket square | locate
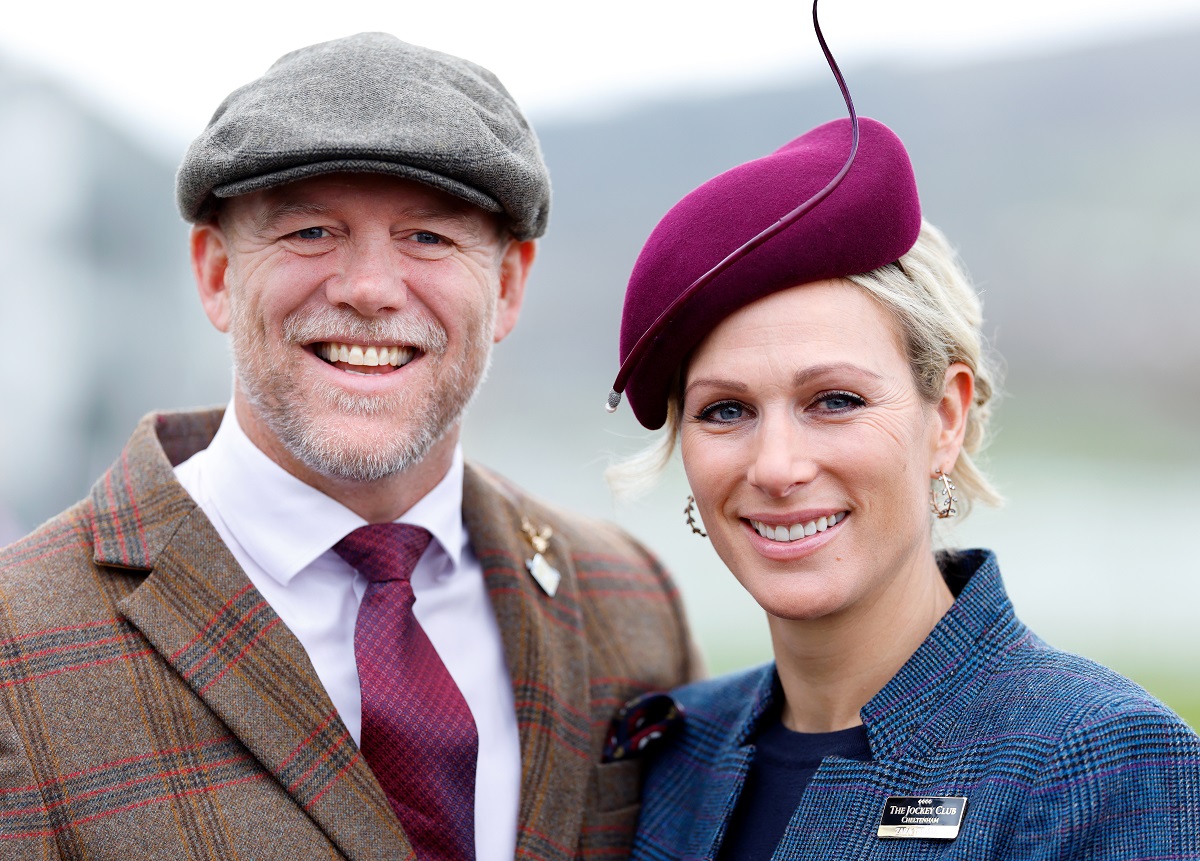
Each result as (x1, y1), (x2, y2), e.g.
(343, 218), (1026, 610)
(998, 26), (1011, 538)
(603, 692), (685, 762)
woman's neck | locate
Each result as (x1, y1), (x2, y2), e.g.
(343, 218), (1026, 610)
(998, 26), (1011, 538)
(768, 553), (955, 734)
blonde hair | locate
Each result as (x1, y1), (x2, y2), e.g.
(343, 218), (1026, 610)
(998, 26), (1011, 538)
(607, 220), (1003, 514)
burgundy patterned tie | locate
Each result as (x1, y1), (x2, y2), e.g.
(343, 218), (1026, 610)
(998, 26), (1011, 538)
(334, 524), (478, 861)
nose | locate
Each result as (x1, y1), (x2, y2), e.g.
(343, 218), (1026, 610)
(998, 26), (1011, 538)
(746, 413), (818, 498)
(323, 236), (410, 316)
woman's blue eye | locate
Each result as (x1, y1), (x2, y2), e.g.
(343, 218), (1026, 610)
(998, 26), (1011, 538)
(698, 401), (746, 423)
(815, 391), (864, 412)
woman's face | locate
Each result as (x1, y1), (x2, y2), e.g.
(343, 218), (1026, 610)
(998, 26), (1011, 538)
(681, 278), (965, 623)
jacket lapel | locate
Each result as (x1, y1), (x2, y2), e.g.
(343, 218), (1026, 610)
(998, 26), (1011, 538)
(690, 667), (776, 860)
(463, 465), (593, 859)
(98, 412), (413, 861)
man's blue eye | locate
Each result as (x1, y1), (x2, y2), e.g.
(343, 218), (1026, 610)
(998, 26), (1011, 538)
(295, 227), (327, 240)
(413, 232), (442, 244)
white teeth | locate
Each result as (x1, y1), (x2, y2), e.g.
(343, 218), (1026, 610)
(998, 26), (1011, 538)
(752, 512), (847, 543)
(317, 343), (417, 369)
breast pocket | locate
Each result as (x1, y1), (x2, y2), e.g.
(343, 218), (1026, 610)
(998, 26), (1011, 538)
(580, 759), (644, 857)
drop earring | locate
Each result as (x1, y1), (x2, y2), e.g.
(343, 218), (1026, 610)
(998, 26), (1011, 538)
(931, 469), (958, 519)
(684, 495), (708, 538)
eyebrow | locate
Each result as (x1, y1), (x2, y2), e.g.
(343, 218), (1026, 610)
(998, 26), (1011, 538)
(403, 207), (493, 240)
(252, 202), (330, 235)
(250, 202), (491, 240)
(685, 362), (884, 397)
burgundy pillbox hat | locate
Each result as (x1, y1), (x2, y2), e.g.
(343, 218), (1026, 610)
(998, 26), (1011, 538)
(616, 116), (921, 429)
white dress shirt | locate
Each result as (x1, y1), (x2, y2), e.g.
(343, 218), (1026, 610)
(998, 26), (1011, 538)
(174, 405), (520, 860)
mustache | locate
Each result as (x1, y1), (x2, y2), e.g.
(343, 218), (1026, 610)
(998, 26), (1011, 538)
(282, 307), (448, 354)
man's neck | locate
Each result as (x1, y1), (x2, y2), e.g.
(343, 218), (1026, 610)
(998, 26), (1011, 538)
(233, 397), (459, 524)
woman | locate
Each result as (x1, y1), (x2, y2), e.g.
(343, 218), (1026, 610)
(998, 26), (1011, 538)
(605, 114), (1200, 859)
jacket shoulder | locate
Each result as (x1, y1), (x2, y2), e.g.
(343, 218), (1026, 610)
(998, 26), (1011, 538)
(1002, 633), (1199, 754)
(0, 495), (143, 656)
(958, 635), (1200, 853)
(0, 497), (101, 602)
(980, 633), (1194, 738)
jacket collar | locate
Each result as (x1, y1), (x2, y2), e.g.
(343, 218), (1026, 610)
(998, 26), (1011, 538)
(860, 549), (1023, 760)
(89, 410), (222, 571)
(721, 551), (1023, 761)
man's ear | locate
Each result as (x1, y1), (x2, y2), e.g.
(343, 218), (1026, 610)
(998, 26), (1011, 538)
(933, 362), (975, 473)
(492, 239), (536, 344)
(191, 223), (232, 333)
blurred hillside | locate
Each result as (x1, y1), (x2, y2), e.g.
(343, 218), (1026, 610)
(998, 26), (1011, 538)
(1, 31), (1198, 698)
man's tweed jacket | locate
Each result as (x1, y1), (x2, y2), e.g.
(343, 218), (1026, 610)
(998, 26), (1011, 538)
(632, 549), (1200, 860)
(0, 410), (700, 860)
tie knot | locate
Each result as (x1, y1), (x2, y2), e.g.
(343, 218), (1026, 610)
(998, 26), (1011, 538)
(333, 523), (433, 584)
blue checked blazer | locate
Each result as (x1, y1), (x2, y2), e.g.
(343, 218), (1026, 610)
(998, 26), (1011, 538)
(632, 549), (1200, 860)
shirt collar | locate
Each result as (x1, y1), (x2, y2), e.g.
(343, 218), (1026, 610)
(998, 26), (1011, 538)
(203, 403), (466, 586)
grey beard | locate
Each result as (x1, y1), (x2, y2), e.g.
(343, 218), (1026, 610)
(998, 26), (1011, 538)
(231, 301), (494, 483)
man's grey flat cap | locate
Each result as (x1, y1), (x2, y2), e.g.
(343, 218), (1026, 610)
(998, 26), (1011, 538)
(176, 32), (550, 240)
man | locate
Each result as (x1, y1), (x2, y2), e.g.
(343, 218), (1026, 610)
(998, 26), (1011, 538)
(0, 33), (698, 860)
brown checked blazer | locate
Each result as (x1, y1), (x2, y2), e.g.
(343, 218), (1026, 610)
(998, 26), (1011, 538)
(0, 410), (700, 860)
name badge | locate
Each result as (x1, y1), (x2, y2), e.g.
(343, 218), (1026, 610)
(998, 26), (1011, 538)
(877, 796), (967, 839)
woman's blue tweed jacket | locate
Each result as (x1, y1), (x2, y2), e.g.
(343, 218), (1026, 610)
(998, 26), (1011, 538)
(632, 549), (1200, 860)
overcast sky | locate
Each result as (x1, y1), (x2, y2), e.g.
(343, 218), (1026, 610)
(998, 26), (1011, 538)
(4, 0), (1199, 154)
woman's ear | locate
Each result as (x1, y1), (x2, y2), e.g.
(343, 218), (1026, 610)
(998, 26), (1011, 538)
(191, 223), (232, 333)
(934, 362), (975, 473)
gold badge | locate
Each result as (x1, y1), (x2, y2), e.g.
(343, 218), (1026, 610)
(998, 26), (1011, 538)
(877, 796), (967, 840)
(521, 518), (561, 597)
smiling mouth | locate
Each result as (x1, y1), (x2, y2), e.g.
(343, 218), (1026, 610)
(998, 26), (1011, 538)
(313, 342), (417, 374)
(749, 512), (847, 543)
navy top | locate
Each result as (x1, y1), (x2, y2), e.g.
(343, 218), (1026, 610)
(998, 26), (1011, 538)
(716, 721), (871, 861)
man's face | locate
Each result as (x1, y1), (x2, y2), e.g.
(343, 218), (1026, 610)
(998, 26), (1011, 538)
(192, 173), (531, 490)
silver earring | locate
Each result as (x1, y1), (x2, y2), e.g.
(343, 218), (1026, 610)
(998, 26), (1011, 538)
(931, 469), (958, 519)
(684, 495), (707, 537)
